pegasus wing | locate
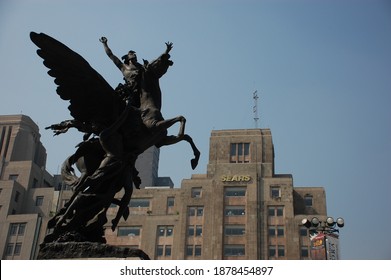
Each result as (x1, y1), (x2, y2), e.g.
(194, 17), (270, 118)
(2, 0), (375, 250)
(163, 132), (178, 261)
(30, 32), (124, 129)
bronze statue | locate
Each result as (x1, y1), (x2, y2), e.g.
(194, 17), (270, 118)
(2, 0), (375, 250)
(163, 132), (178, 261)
(30, 32), (200, 244)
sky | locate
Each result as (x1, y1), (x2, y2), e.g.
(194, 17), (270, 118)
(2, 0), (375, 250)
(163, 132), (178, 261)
(0, 0), (390, 260)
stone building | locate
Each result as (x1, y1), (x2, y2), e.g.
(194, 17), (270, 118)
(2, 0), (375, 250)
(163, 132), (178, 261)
(0, 115), (328, 260)
(103, 129), (327, 260)
(0, 115), (58, 259)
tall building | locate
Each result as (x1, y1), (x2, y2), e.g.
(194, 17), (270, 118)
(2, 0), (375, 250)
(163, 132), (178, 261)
(135, 146), (173, 188)
(0, 114), (171, 259)
(104, 129), (328, 260)
(0, 115), (329, 260)
(0, 115), (58, 259)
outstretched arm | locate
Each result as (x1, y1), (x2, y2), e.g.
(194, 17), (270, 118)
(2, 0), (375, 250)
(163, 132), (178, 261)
(100, 37), (123, 70)
(147, 42), (174, 78)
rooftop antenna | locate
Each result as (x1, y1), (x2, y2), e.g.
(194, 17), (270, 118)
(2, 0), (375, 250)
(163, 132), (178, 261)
(253, 90), (259, 128)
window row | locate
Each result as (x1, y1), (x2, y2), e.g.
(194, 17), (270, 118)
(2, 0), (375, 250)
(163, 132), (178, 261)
(225, 206), (245, 216)
(117, 225), (175, 237)
(192, 187), (248, 198)
(110, 197), (176, 211)
(268, 245), (309, 258)
(117, 225), (246, 246)
(269, 187), (314, 205)
(8, 174), (52, 188)
(224, 244), (245, 256)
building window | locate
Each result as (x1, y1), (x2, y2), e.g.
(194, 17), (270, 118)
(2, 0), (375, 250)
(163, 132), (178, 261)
(188, 206), (204, 217)
(9, 174), (18, 181)
(6, 243), (14, 256)
(278, 245), (285, 257)
(224, 245), (245, 256)
(167, 197), (175, 207)
(300, 227), (308, 237)
(117, 226), (141, 237)
(157, 245), (172, 257)
(165, 245), (172, 256)
(224, 187), (246, 197)
(5, 242), (22, 257)
(14, 243), (22, 256)
(186, 245), (193, 256)
(191, 187), (202, 198)
(269, 245), (285, 258)
(230, 143), (250, 163)
(158, 226), (173, 237)
(268, 226), (284, 237)
(277, 226), (284, 236)
(186, 245), (202, 257)
(188, 226), (194, 236)
(129, 198), (150, 208)
(268, 206), (284, 217)
(10, 224), (18, 235)
(225, 206), (245, 216)
(194, 245), (202, 256)
(301, 246), (309, 258)
(9, 223), (26, 236)
(156, 245), (163, 256)
(270, 186), (281, 198)
(304, 195), (313, 207)
(195, 225), (202, 236)
(188, 225), (202, 237)
(166, 197), (175, 214)
(35, 196), (44, 206)
(224, 225), (245, 236)
(18, 224), (26, 235)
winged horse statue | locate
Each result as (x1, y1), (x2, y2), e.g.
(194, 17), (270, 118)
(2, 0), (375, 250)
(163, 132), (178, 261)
(30, 32), (200, 243)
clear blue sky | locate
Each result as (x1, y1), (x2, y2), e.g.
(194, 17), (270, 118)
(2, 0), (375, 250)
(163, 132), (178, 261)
(1, 0), (390, 260)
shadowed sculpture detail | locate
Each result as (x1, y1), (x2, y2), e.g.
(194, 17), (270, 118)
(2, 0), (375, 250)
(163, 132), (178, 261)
(30, 32), (200, 245)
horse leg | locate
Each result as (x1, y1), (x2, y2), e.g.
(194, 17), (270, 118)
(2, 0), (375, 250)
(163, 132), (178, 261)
(156, 134), (200, 169)
(155, 115), (186, 136)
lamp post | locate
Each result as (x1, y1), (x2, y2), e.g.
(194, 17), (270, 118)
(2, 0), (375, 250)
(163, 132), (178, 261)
(302, 216), (344, 260)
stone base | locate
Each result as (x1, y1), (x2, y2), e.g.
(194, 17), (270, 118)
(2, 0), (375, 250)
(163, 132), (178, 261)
(37, 242), (150, 260)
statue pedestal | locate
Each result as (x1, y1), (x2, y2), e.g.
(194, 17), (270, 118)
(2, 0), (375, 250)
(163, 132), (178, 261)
(37, 242), (150, 260)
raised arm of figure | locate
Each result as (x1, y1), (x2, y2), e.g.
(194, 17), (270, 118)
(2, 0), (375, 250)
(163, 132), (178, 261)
(100, 37), (123, 70)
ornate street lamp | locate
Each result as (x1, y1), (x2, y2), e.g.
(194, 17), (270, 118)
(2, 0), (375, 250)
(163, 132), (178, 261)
(302, 216), (344, 234)
(302, 216), (344, 260)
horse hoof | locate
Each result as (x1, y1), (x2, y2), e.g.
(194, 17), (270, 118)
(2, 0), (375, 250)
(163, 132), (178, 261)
(191, 158), (199, 170)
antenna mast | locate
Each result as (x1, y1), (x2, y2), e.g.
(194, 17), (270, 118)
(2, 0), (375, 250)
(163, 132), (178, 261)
(253, 90), (259, 128)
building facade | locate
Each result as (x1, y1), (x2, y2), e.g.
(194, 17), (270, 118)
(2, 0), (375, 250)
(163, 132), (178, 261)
(0, 115), (328, 260)
(0, 115), (58, 259)
(0, 115), (171, 259)
(104, 129), (328, 260)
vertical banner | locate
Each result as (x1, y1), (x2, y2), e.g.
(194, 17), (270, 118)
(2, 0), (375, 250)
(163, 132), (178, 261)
(325, 234), (339, 260)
